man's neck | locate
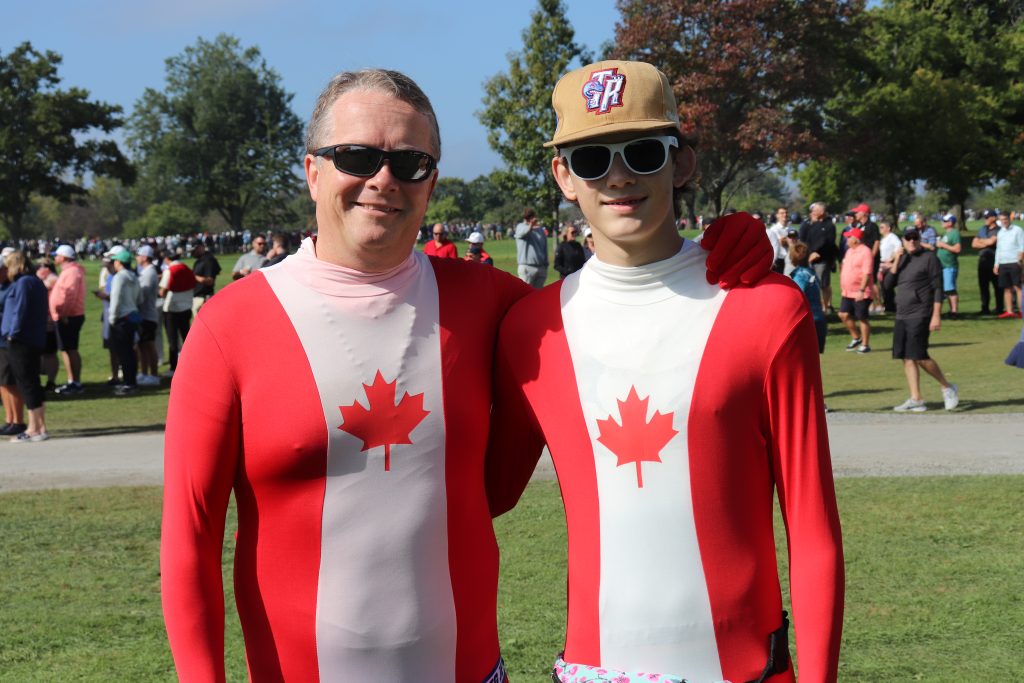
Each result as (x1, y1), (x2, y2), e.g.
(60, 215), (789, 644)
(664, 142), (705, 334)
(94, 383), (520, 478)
(593, 228), (683, 268)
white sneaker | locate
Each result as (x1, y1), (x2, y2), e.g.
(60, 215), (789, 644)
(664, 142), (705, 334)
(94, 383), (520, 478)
(942, 384), (959, 410)
(894, 398), (927, 412)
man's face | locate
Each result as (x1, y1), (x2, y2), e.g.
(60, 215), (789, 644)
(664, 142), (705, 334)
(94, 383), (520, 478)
(305, 90), (438, 271)
(551, 132), (693, 251)
(776, 209), (788, 224)
(943, 221), (954, 231)
(903, 236), (920, 253)
(432, 225), (446, 243)
(55, 254), (66, 267)
(252, 237), (267, 254)
(914, 215), (926, 229)
(998, 215), (1011, 228)
(856, 211), (868, 223)
(810, 204), (825, 221)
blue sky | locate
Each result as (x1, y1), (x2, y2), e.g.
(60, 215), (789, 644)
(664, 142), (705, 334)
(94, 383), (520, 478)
(3, 0), (620, 181)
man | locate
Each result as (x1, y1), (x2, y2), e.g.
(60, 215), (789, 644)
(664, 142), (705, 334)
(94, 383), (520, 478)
(971, 209), (1004, 315)
(852, 203), (879, 259)
(158, 251), (194, 375)
(913, 213), (938, 251)
(838, 227), (873, 352)
(935, 213), (962, 317)
(890, 228), (958, 411)
(799, 201), (838, 312)
(135, 245), (161, 386)
(231, 234), (268, 279)
(190, 241), (221, 316)
(465, 231), (493, 265)
(994, 209), (1024, 318)
(104, 246), (141, 396)
(487, 60), (842, 683)
(767, 207), (791, 272)
(48, 244), (86, 395)
(876, 221), (901, 313)
(262, 232), (290, 267)
(423, 223), (459, 258)
(514, 207), (549, 287)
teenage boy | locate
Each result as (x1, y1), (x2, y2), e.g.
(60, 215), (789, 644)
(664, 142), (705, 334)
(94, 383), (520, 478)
(487, 60), (844, 683)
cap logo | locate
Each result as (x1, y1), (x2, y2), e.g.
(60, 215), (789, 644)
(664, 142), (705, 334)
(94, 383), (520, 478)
(581, 68), (626, 115)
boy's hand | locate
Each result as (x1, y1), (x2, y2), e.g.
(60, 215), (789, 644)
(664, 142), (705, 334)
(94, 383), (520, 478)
(701, 212), (775, 288)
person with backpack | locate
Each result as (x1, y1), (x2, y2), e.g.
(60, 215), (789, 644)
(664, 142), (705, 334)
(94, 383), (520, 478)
(159, 250), (196, 376)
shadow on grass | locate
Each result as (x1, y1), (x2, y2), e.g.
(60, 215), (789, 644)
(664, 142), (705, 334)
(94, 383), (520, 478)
(955, 397), (1024, 411)
(825, 388), (890, 399)
(51, 423), (166, 438)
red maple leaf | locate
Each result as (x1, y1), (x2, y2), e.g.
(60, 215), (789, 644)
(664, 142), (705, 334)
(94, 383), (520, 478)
(338, 371), (429, 471)
(595, 386), (678, 488)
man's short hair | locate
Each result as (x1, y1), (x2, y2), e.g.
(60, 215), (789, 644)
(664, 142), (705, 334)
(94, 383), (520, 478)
(306, 69), (441, 160)
(523, 207), (537, 221)
(810, 201), (827, 214)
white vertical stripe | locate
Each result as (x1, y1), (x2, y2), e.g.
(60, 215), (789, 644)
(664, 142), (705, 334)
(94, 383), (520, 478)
(560, 242), (727, 681)
(262, 254), (456, 681)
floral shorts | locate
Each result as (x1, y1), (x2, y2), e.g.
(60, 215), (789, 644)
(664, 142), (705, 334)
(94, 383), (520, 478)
(552, 653), (687, 683)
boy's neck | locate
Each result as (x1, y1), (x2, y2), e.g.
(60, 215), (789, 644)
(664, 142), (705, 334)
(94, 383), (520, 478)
(592, 225), (683, 268)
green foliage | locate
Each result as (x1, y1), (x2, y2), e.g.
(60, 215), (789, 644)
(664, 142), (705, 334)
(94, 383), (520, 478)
(128, 34), (304, 232)
(424, 194), (461, 225)
(123, 201), (201, 237)
(477, 0), (590, 227)
(0, 42), (134, 238)
(820, 0), (1024, 219)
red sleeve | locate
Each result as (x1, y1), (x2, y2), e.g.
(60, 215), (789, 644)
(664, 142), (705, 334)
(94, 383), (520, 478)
(161, 314), (241, 683)
(484, 287), (556, 518)
(764, 311), (845, 683)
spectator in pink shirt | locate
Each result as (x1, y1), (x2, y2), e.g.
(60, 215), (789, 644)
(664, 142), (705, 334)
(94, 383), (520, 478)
(49, 244), (87, 395)
(839, 227), (874, 353)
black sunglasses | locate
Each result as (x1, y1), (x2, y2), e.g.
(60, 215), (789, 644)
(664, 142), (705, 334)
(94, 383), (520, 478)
(561, 135), (678, 181)
(313, 144), (436, 183)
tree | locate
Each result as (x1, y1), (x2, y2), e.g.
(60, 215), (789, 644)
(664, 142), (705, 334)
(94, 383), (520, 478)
(818, 1), (1024, 223)
(129, 34), (304, 233)
(611, 0), (863, 221)
(477, 0), (590, 228)
(0, 42), (134, 238)
(124, 201), (201, 238)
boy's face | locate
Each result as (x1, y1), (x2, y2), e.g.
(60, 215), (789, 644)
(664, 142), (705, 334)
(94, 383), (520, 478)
(551, 131), (694, 253)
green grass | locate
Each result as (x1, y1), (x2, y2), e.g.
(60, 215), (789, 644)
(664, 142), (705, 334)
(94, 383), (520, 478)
(0, 477), (1020, 681)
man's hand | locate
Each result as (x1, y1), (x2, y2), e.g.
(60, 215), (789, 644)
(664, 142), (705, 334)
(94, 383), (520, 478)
(930, 315), (942, 332)
(701, 211), (775, 288)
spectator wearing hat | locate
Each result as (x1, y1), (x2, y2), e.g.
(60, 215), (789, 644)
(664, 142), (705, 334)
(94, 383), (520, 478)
(839, 227), (874, 353)
(890, 228), (958, 412)
(0, 255), (26, 435)
(852, 203), (880, 262)
(50, 244), (87, 395)
(464, 231), (493, 265)
(135, 245), (161, 386)
(105, 246), (141, 395)
(582, 226), (595, 261)
(553, 224), (585, 279)
(2, 250), (50, 441)
(971, 210), (1004, 315)
(936, 214), (962, 317)
(994, 210), (1024, 318)
(423, 224), (458, 259)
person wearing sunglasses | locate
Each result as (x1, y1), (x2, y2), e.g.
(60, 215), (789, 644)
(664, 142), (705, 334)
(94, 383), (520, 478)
(486, 60), (843, 683)
(161, 66), (773, 683)
(231, 234), (269, 279)
(424, 223), (459, 259)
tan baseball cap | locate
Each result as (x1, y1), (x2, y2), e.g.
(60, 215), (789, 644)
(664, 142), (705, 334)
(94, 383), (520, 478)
(545, 60), (680, 148)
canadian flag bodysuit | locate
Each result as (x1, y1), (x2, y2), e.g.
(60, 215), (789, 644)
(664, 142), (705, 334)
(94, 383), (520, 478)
(488, 240), (844, 682)
(161, 238), (529, 682)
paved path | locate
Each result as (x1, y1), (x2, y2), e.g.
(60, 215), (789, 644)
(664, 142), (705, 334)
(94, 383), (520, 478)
(0, 413), (1021, 493)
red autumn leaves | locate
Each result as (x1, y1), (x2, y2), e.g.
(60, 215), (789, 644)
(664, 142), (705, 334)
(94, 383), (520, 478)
(338, 371), (429, 471)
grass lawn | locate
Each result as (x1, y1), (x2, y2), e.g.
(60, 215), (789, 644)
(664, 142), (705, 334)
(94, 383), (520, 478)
(0, 477), (1021, 681)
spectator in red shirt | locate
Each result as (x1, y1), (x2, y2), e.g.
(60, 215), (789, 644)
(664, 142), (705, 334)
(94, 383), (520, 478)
(423, 223), (458, 259)
(839, 227), (874, 353)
